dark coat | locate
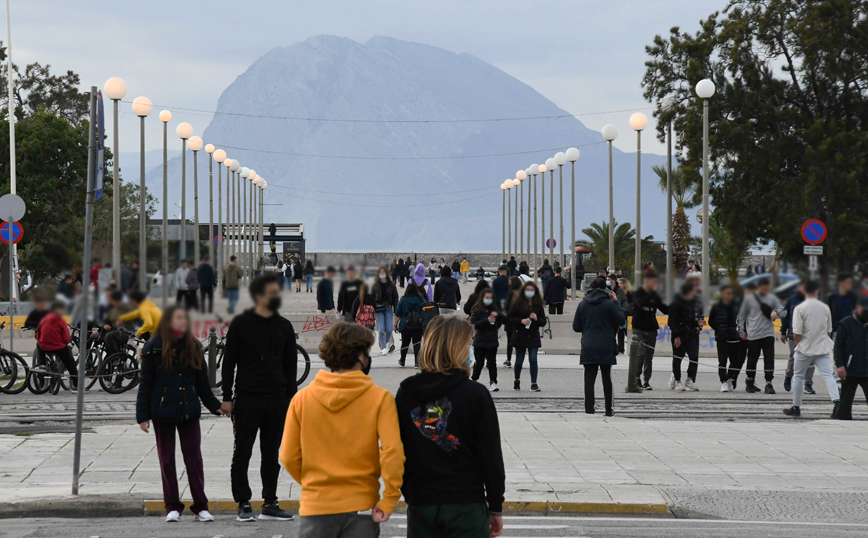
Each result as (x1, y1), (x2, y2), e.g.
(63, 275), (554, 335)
(780, 291), (805, 339)
(372, 280), (399, 310)
(828, 290), (859, 331)
(135, 335), (221, 424)
(491, 275), (511, 306)
(543, 276), (567, 305)
(709, 300), (740, 342)
(668, 294), (702, 342)
(197, 263), (217, 289)
(834, 313), (868, 377)
(434, 276), (462, 310)
(572, 288), (625, 365)
(630, 287), (669, 331)
(507, 300), (547, 349)
(317, 278), (335, 311)
(470, 305), (504, 349)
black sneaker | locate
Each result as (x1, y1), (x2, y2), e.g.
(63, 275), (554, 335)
(783, 406), (801, 417)
(832, 400), (840, 418)
(530, 383), (541, 392)
(388, 344), (395, 354)
(805, 383), (816, 395)
(745, 381), (761, 393)
(605, 409), (614, 417)
(514, 380), (520, 391)
(731, 378), (738, 391)
(764, 383), (776, 395)
(236, 502), (255, 522)
(642, 382), (653, 391)
(783, 376), (792, 392)
(398, 357), (405, 367)
(259, 501), (295, 521)
(503, 360), (512, 368)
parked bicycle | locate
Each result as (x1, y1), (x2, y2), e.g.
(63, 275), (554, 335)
(0, 322), (30, 395)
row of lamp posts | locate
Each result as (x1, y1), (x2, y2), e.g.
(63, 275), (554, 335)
(107, 77), (269, 310)
(499, 78), (714, 310)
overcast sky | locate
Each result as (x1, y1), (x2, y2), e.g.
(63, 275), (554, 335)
(9, 0), (722, 155)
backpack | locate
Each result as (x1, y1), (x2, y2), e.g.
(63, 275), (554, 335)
(404, 302), (424, 332)
(420, 302), (440, 329)
(356, 303), (376, 329)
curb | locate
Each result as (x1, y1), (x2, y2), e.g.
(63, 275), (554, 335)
(0, 495), (144, 519)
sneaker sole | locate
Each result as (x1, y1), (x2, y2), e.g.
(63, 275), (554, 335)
(194, 518), (214, 522)
(236, 516), (255, 522)
(258, 514), (295, 521)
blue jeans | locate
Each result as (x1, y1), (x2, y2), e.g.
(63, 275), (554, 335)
(227, 289), (240, 311)
(514, 347), (538, 383)
(375, 309), (394, 350)
(305, 274), (314, 291)
(429, 270), (437, 285)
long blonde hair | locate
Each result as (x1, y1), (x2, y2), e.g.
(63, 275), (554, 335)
(418, 316), (472, 375)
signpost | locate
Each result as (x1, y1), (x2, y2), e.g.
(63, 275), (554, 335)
(801, 219), (827, 280)
(0, 194), (27, 355)
(545, 238), (556, 250)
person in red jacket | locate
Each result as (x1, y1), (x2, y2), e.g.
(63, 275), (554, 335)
(35, 302), (78, 389)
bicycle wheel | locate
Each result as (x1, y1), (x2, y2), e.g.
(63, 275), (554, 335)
(296, 344), (311, 386)
(212, 343), (225, 388)
(0, 352), (27, 394)
(98, 352), (140, 394)
(49, 359), (62, 396)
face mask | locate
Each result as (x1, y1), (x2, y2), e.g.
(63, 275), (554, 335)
(267, 297), (282, 312)
(360, 354), (372, 375)
(170, 326), (186, 338)
(466, 346), (474, 368)
(483, 298), (493, 307)
(379, 274), (387, 280)
(524, 290), (535, 299)
(606, 280), (612, 287)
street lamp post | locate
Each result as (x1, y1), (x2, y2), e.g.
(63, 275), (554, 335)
(629, 113), (648, 287)
(205, 143), (215, 275)
(158, 110), (172, 309)
(511, 178), (520, 264)
(131, 96), (152, 291)
(189, 136), (203, 269)
(240, 167), (251, 282)
(213, 148), (226, 284)
(258, 180), (267, 263)
(176, 122), (193, 261)
(545, 158), (556, 264)
(554, 152), (567, 270)
(565, 148), (579, 298)
(104, 77), (127, 283)
(517, 170), (527, 263)
(247, 170), (256, 277)
(223, 158), (233, 268)
(696, 78), (716, 313)
(230, 160), (241, 276)
(501, 182), (507, 261)
(532, 164), (543, 282)
(602, 125), (619, 274)
(662, 97), (677, 303)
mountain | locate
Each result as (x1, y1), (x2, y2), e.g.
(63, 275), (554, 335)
(146, 35), (668, 252)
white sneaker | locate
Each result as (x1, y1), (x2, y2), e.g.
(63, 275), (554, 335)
(720, 382), (730, 392)
(669, 374), (677, 390)
(685, 380), (699, 392)
(726, 379), (734, 392)
(381, 348), (389, 356)
(194, 510), (214, 522)
(490, 381), (499, 392)
(675, 381), (686, 392)
(166, 510), (180, 522)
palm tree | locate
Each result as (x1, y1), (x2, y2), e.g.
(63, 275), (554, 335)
(575, 220), (657, 277)
(653, 163), (696, 271)
(688, 218), (752, 285)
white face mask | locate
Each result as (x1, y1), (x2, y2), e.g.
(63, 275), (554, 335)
(524, 290), (535, 299)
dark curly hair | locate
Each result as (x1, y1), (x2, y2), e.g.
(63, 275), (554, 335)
(319, 322), (375, 372)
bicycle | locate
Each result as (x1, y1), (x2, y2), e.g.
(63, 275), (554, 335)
(95, 328), (144, 394)
(0, 322), (29, 395)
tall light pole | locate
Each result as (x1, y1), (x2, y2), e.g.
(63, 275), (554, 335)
(629, 113), (648, 287)
(189, 136), (203, 269)
(662, 97), (677, 303)
(131, 96), (152, 290)
(205, 143), (216, 274)
(258, 179), (267, 264)
(247, 170), (256, 279)
(540, 164), (546, 269)
(506, 180), (515, 261)
(511, 178), (520, 264)
(159, 110), (172, 309)
(554, 152), (567, 270)
(517, 170), (527, 263)
(224, 159), (233, 267)
(175, 122), (193, 262)
(533, 164), (543, 282)
(545, 158), (556, 264)
(501, 182), (507, 260)
(602, 124), (619, 274)
(230, 160), (241, 274)
(565, 148), (579, 298)
(240, 167), (251, 282)
(696, 78), (716, 313)
(252, 175), (260, 270)
(104, 77), (127, 282)
(213, 149), (226, 283)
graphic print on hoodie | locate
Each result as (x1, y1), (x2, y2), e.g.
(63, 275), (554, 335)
(411, 397), (459, 451)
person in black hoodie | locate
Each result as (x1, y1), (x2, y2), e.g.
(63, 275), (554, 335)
(395, 316), (505, 538)
(834, 296), (868, 420)
(491, 266), (511, 310)
(396, 258), (406, 288)
(434, 266), (462, 313)
(136, 306), (224, 522)
(464, 279), (491, 316)
(336, 266), (363, 322)
(709, 285), (744, 392)
(502, 276), (524, 369)
(221, 274), (297, 523)
(316, 266), (336, 313)
(573, 277), (625, 415)
(507, 256), (518, 276)
(197, 256), (216, 314)
(668, 281), (704, 392)
(630, 271), (669, 389)
(543, 266), (568, 314)
(470, 288), (504, 391)
(507, 281), (547, 392)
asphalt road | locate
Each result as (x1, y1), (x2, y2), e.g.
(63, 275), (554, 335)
(3, 515), (868, 538)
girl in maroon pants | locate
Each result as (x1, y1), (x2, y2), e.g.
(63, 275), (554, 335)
(136, 306), (225, 522)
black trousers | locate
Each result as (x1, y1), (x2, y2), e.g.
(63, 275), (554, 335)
(400, 331), (422, 366)
(548, 303), (564, 315)
(471, 346), (498, 384)
(838, 376), (868, 420)
(746, 336), (776, 382)
(230, 394), (290, 505)
(672, 335), (699, 381)
(40, 345), (78, 389)
(618, 328), (626, 354)
(584, 364), (613, 413)
(716, 340), (742, 383)
(505, 326), (514, 362)
(104, 329), (129, 356)
(199, 287), (214, 314)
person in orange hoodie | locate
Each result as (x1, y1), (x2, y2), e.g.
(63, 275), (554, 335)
(280, 322), (404, 538)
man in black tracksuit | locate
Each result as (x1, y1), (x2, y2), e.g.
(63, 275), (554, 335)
(709, 285), (744, 391)
(834, 296), (868, 420)
(221, 274), (297, 522)
(336, 266), (363, 321)
(543, 266), (568, 315)
(434, 266), (462, 313)
(630, 271), (669, 389)
(491, 266), (511, 311)
(668, 282), (703, 390)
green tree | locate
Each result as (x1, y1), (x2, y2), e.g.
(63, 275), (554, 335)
(688, 216), (753, 285)
(642, 0), (868, 275)
(575, 220), (658, 276)
(653, 163), (696, 271)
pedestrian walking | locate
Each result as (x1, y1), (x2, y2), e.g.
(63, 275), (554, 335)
(507, 281), (547, 392)
(606, 274), (629, 354)
(828, 273), (858, 336)
(317, 266), (336, 314)
(573, 277), (625, 415)
(395, 316), (505, 538)
(783, 280), (840, 417)
(709, 285), (744, 392)
(460, 256), (470, 284)
(221, 274), (297, 522)
(197, 256), (216, 314)
(136, 306), (225, 523)
(464, 279), (491, 316)
(293, 259), (304, 293)
(413, 263), (434, 302)
(337, 266), (363, 322)
(782, 283), (815, 393)
(433, 266), (462, 314)
(629, 271), (669, 390)
(543, 266), (567, 315)
(738, 277), (787, 394)
(173, 260), (190, 308)
(303, 260), (315, 293)
(284, 260), (293, 289)
(280, 322), (404, 537)
(491, 266), (511, 311)
(668, 282), (704, 392)
(395, 282), (426, 368)
(507, 256), (518, 277)
(396, 258), (406, 288)
(451, 258), (460, 280)
(834, 296), (868, 420)
(184, 260), (200, 312)
(351, 283), (378, 331)
(502, 276), (523, 369)
(276, 260), (286, 290)
(538, 259), (554, 295)
(373, 266), (399, 355)
(222, 256), (242, 314)
(518, 261), (532, 283)
(470, 288), (504, 391)
(428, 258), (438, 286)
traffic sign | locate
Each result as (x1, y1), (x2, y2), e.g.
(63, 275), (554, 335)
(0, 221), (23, 245)
(213, 235), (224, 245)
(801, 219), (827, 245)
(546, 238), (557, 249)
(0, 194), (26, 222)
(804, 245), (823, 255)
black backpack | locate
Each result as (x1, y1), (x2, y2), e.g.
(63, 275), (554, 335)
(404, 301), (424, 332)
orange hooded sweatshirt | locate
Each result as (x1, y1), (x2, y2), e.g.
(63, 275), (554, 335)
(280, 370), (405, 516)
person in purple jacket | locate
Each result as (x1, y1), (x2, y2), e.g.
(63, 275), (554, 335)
(413, 263), (434, 302)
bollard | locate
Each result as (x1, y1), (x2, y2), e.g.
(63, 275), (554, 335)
(625, 334), (644, 393)
(208, 327), (217, 387)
